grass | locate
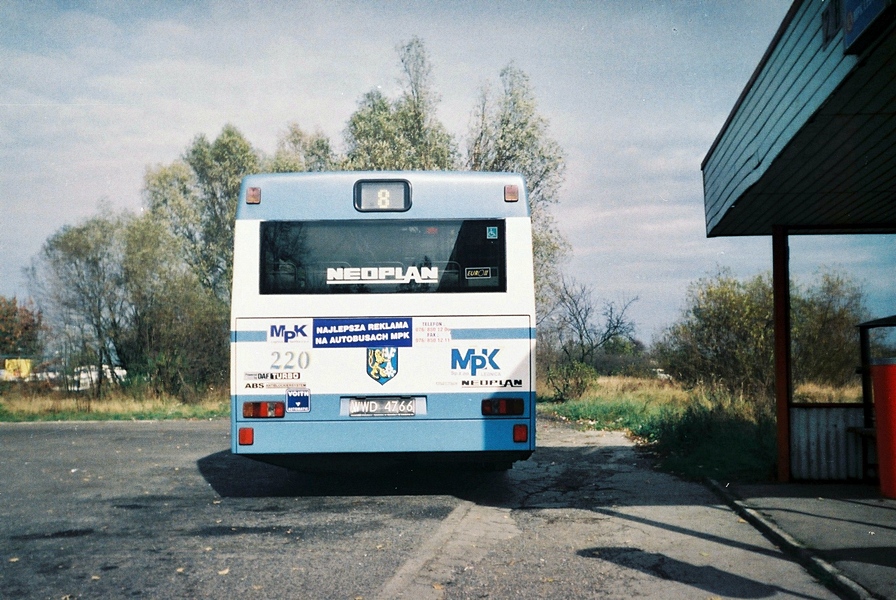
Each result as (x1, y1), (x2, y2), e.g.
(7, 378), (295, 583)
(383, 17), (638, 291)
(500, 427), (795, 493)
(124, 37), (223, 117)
(0, 385), (229, 422)
(793, 381), (862, 403)
(538, 376), (778, 482)
(538, 375), (690, 428)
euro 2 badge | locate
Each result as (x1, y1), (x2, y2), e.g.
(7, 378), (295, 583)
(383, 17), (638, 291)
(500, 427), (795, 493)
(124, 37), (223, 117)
(367, 347), (398, 385)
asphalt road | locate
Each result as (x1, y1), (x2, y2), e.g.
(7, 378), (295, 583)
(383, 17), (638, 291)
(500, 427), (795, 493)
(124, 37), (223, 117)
(0, 418), (842, 599)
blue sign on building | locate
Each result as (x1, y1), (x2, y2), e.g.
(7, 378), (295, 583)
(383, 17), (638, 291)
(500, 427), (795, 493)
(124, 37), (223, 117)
(843, 0), (894, 51)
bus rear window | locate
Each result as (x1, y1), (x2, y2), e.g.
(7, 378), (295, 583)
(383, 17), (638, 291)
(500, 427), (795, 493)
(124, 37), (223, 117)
(260, 219), (506, 294)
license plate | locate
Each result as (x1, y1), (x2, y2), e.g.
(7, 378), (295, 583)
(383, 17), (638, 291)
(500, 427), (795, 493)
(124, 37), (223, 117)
(349, 397), (416, 417)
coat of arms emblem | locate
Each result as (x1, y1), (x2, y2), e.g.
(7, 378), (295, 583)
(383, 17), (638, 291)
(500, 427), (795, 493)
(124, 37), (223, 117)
(367, 347), (398, 385)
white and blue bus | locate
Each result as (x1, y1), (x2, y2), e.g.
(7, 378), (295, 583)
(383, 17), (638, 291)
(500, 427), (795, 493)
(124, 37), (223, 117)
(230, 171), (536, 470)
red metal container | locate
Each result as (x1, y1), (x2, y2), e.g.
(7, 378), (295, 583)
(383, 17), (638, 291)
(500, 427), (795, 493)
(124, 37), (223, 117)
(871, 359), (896, 498)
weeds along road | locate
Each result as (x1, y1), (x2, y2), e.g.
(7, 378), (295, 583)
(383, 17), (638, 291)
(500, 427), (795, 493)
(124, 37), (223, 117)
(0, 418), (840, 599)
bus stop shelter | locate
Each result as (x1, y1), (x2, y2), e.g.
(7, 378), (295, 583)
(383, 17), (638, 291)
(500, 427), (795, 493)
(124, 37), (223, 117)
(702, 0), (895, 481)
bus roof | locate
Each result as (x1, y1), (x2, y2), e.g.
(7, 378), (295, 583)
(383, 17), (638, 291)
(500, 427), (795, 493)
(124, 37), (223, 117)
(236, 171), (530, 220)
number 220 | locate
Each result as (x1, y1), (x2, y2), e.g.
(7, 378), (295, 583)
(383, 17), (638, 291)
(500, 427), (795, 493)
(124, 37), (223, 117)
(271, 351), (310, 370)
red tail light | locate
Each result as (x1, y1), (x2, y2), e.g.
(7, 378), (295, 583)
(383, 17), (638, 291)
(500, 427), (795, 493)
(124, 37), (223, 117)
(481, 398), (524, 416)
(243, 401), (285, 418)
(513, 424), (528, 443)
(238, 428), (254, 445)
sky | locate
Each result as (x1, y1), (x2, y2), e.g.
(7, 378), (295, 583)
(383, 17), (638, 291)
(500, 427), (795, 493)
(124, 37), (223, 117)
(1, 0), (893, 343)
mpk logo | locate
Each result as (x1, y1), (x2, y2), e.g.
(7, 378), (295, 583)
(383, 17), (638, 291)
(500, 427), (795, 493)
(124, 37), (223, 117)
(451, 348), (500, 376)
(269, 324), (308, 342)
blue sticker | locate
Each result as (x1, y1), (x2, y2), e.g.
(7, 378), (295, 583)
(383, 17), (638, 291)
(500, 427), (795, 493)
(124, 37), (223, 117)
(286, 388), (311, 412)
(313, 317), (413, 348)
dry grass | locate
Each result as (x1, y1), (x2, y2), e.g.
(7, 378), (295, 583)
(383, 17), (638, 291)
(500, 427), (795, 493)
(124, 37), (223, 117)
(0, 387), (229, 421)
(537, 374), (864, 406)
(592, 377), (863, 406)
(793, 382), (863, 403)
(588, 375), (690, 404)
(538, 374), (689, 406)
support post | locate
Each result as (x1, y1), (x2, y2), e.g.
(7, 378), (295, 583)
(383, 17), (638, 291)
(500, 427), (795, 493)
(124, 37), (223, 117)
(859, 325), (873, 427)
(773, 226), (792, 482)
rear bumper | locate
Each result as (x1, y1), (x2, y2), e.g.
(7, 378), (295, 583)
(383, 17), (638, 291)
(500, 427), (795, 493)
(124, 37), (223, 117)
(239, 449), (532, 472)
(231, 418), (534, 455)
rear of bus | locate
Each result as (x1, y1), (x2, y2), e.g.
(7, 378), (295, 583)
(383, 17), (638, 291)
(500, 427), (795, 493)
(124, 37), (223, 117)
(230, 171), (536, 469)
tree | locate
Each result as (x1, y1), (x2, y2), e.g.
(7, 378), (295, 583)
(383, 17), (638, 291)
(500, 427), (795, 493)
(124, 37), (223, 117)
(140, 125), (260, 392)
(392, 37), (458, 169)
(552, 277), (637, 365)
(466, 65), (568, 319)
(0, 297), (43, 358)
(116, 214), (228, 399)
(30, 215), (128, 396)
(343, 89), (407, 169)
(344, 41), (566, 323)
(139, 125), (258, 392)
(267, 123), (338, 173)
(792, 271), (868, 387)
(31, 210), (230, 399)
(654, 271), (775, 395)
(541, 277), (638, 401)
(344, 37), (457, 170)
(654, 269), (869, 396)
(145, 124), (260, 302)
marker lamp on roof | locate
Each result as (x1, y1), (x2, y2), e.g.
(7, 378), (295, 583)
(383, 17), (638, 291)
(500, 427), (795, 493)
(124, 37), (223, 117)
(246, 187), (261, 204)
(504, 185), (519, 202)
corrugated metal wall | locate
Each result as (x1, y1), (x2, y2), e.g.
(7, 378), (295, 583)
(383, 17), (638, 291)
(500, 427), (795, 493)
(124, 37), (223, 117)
(790, 405), (865, 480)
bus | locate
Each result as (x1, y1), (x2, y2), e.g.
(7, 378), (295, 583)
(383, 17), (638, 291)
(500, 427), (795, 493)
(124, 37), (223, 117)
(230, 171), (536, 470)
